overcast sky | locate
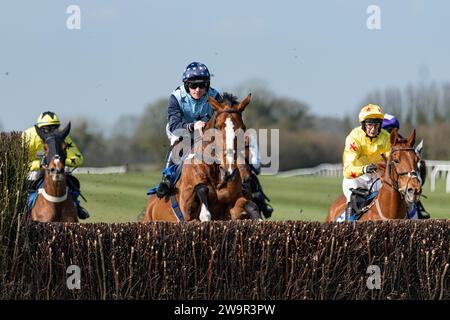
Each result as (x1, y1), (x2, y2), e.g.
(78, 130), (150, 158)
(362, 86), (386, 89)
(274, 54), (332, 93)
(1, 0), (449, 132)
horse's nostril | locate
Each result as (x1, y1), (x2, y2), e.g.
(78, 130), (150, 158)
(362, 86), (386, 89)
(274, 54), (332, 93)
(407, 188), (414, 194)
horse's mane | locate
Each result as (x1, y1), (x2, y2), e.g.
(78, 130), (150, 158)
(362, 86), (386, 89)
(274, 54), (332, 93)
(221, 92), (239, 107)
(204, 92), (241, 135)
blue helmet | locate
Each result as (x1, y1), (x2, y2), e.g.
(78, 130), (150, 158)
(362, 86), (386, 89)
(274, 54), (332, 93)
(382, 113), (400, 132)
(182, 62), (210, 82)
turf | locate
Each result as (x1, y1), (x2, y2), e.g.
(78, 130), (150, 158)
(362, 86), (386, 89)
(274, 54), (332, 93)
(77, 171), (450, 223)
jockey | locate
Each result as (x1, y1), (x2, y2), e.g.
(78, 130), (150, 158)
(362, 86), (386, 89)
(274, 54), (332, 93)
(382, 113), (430, 219)
(342, 104), (390, 219)
(155, 61), (273, 217)
(22, 111), (90, 219)
(244, 133), (273, 218)
(155, 61), (221, 198)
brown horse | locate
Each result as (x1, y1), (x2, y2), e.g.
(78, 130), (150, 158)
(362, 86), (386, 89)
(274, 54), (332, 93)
(326, 128), (422, 221)
(31, 123), (78, 222)
(141, 93), (261, 222)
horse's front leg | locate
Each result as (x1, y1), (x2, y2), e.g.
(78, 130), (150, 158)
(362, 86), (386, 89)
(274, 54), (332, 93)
(230, 197), (262, 220)
(195, 184), (213, 222)
(180, 182), (216, 222)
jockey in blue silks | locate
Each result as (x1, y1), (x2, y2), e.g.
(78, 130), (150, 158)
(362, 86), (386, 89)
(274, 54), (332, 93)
(154, 62), (273, 218)
(382, 113), (430, 219)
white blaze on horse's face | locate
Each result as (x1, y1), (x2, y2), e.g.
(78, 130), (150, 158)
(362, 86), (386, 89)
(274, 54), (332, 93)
(50, 157), (64, 182)
(224, 117), (235, 174)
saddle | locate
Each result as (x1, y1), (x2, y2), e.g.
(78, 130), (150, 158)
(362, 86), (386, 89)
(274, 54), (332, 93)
(349, 187), (378, 218)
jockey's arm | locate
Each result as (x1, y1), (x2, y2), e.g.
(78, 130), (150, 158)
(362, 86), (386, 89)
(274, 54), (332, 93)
(343, 136), (367, 178)
(246, 133), (261, 174)
(65, 136), (84, 168)
(22, 128), (42, 172)
(167, 95), (195, 133)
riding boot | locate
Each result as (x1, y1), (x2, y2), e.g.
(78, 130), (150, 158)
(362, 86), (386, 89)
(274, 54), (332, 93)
(250, 173), (273, 219)
(416, 200), (430, 219)
(261, 201), (274, 219)
(156, 147), (174, 198)
(76, 204), (90, 220)
(345, 202), (353, 221)
(66, 174), (89, 220)
(69, 188), (90, 220)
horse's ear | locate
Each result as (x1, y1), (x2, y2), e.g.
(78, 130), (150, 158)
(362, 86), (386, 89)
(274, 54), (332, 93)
(415, 139), (424, 155)
(407, 129), (416, 147)
(60, 122), (71, 139)
(390, 127), (399, 145)
(381, 153), (387, 162)
(237, 93), (252, 112)
(208, 96), (223, 112)
(34, 125), (47, 141)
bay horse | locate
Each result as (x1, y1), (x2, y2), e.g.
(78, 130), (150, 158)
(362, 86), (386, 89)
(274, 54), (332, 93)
(326, 128), (422, 221)
(31, 123), (78, 222)
(141, 93), (261, 222)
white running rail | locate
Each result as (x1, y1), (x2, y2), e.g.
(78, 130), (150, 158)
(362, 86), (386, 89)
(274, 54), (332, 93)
(72, 165), (128, 174)
(278, 160), (450, 193)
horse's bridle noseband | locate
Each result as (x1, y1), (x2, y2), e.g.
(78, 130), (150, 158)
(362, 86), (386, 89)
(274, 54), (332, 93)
(43, 154), (66, 176)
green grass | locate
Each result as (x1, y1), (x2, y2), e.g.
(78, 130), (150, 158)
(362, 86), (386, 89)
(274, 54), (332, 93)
(78, 171), (450, 223)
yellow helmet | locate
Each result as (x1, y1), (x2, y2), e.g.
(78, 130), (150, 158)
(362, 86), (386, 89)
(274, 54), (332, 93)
(358, 104), (384, 123)
(36, 111), (61, 128)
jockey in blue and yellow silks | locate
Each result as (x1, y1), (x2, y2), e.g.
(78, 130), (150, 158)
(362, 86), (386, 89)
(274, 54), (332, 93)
(342, 104), (391, 218)
(22, 111), (89, 219)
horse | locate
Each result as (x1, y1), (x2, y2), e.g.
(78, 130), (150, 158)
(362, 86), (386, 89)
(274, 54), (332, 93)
(31, 123), (78, 222)
(326, 128), (422, 221)
(141, 93), (261, 222)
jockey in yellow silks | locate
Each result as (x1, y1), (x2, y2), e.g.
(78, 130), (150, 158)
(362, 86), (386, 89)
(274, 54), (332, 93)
(22, 112), (84, 174)
(342, 104), (391, 217)
(22, 111), (89, 219)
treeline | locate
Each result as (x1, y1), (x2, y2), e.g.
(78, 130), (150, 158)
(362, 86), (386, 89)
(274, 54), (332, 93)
(362, 82), (450, 159)
(70, 82), (450, 171)
(70, 85), (350, 171)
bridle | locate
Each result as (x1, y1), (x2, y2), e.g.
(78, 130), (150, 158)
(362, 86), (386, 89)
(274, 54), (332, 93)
(40, 153), (68, 203)
(207, 109), (244, 183)
(42, 136), (67, 180)
(209, 109), (243, 129)
(382, 147), (421, 199)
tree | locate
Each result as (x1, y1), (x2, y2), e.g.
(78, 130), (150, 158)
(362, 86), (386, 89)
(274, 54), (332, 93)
(132, 98), (168, 164)
(69, 118), (109, 166)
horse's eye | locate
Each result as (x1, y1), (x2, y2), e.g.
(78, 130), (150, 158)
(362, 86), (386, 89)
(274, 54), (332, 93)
(393, 159), (400, 164)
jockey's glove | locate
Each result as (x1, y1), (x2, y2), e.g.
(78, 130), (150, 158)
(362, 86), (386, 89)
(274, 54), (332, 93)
(363, 163), (377, 174)
(186, 122), (195, 133)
